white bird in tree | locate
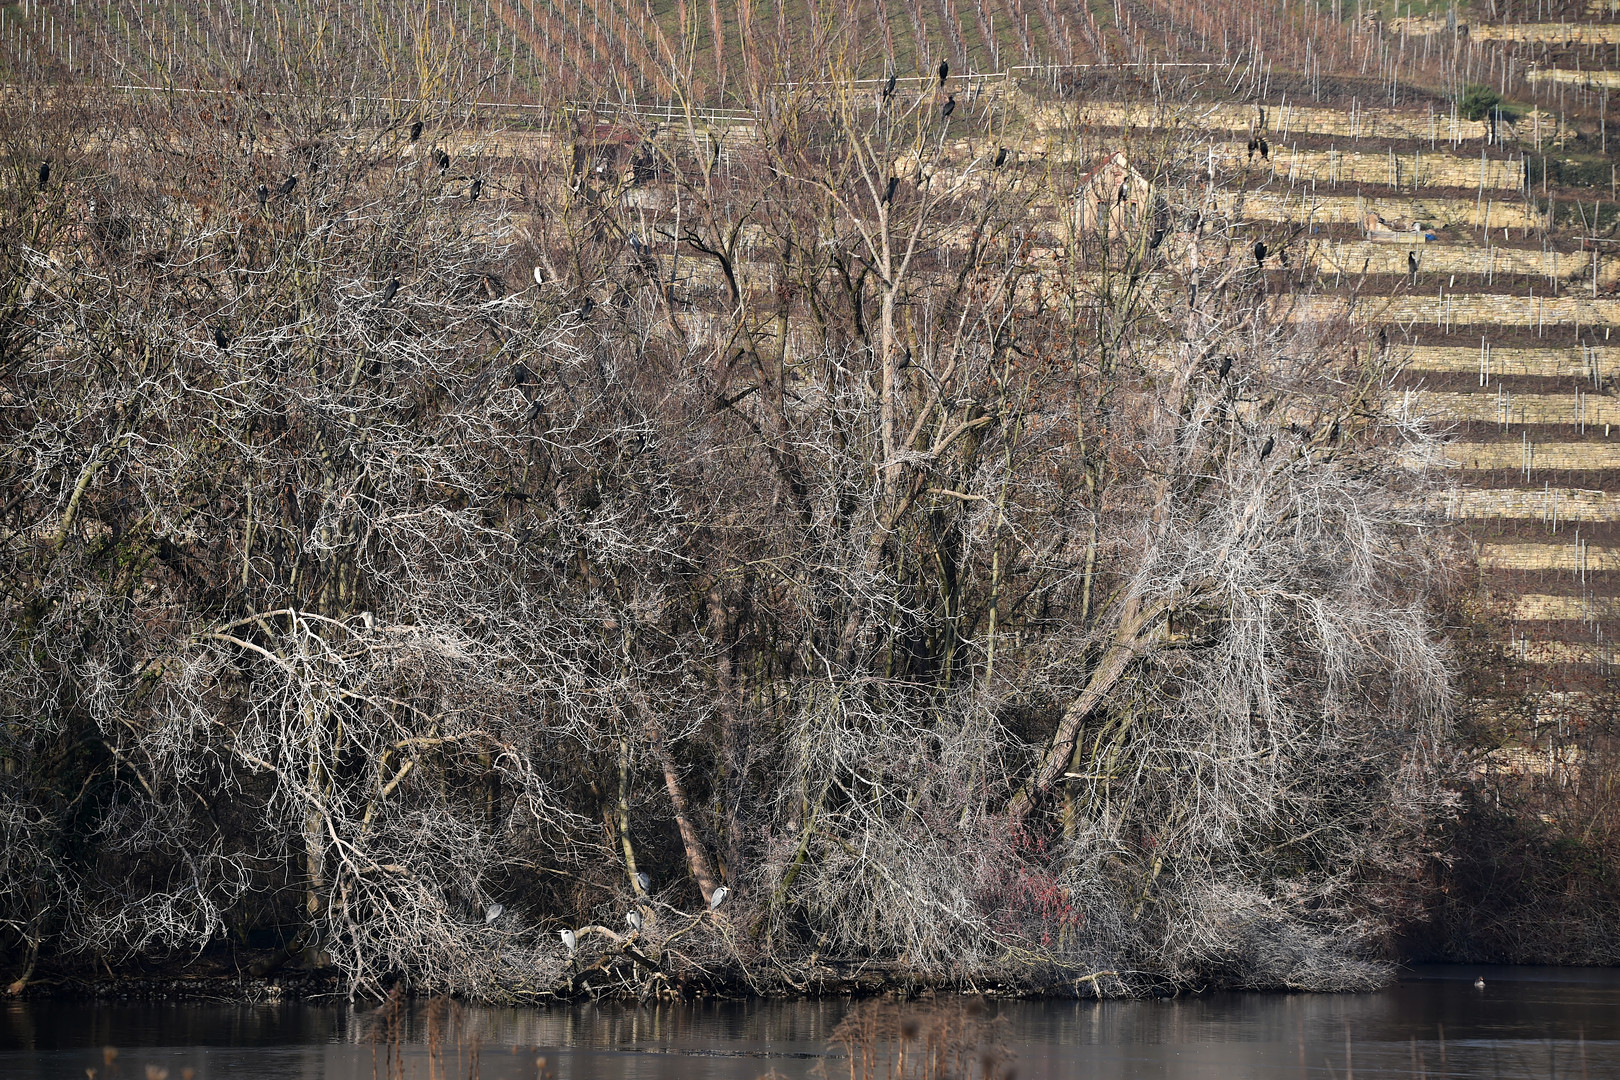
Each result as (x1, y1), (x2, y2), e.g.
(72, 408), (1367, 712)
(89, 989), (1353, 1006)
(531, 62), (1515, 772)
(559, 928), (576, 954)
(484, 903), (504, 924)
(625, 910), (642, 933)
(708, 886), (729, 910)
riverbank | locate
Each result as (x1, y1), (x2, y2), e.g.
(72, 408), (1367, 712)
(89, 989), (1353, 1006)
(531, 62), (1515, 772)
(7, 970), (1620, 1080)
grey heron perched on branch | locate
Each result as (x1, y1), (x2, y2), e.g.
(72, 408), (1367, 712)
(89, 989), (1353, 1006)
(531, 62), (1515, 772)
(708, 886), (729, 910)
(635, 872), (651, 893)
(625, 910), (642, 933)
(559, 928), (576, 954)
(484, 903), (504, 924)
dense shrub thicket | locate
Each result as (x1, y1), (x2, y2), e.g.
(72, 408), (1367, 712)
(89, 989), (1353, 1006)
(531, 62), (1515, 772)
(0, 32), (1460, 999)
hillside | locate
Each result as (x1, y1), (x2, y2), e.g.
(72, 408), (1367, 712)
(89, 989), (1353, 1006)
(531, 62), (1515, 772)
(0, 0), (1617, 998)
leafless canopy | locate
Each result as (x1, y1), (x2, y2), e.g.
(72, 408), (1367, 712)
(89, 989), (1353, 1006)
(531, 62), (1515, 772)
(0, 20), (1458, 999)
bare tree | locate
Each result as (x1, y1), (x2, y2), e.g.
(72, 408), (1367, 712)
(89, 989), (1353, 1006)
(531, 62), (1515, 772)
(0, 19), (1459, 1000)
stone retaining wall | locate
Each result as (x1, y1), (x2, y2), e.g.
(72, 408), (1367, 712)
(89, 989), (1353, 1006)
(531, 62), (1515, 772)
(1411, 390), (1620, 426)
(1473, 21), (1620, 41)
(1408, 346), (1620, 377)
(1511, 593), (1620, 619)
(1219, 191), (1538, 229)
(1429, 487), (1620, 520)
(1296, 293), (1620, 327)
(1479, 541), (1620, 570)
(1441, 439), (1620, 470)
(1311, 241), (1613, 282)
(1212, 145), (1525, 190)
(1042, 101), (1495, 143)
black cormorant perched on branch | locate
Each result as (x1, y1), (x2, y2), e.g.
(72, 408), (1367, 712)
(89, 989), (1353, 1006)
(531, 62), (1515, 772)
(1258, 138), (1269, 160)
(994, 147), (1008, 167)
(882, 175), (898, 204)
(409, 120), (423, 142)
(277, 174), (296, 197)
(1217, 355), (1233, 380)
(1253, 240), (1267, 265)
(1408, 250), (1419, 281)
(213, 326), (230, 351)
(942, 94), (956, 119)
(883, 71), (897, 99)
(469, 177), (482, 202)
(381, 278), (399, 306)
(1259, 434), (1275, 460)
(257, 183), (268, 208)
(37, 161), (50, 189)
(938, 59), (949, 85)
(435, 149), (450, 173)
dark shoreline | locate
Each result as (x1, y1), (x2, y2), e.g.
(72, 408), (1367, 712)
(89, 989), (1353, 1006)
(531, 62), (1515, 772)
(6, 961), (1138, 1005)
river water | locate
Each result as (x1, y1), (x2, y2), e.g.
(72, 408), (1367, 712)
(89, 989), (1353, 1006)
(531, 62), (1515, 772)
(3, 965), (1618, 1079)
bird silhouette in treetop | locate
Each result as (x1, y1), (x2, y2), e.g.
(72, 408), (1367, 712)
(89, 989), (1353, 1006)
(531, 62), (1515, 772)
(994, 147), (1008, 168)
(1258, 138), (1269, 160)
(882, 176), (898, 205)
(942, 95), (956, 120)
(257, 183), (269, 208)
(213, 326), (230, 351)
(435, 149), (451, 173)
(37, 161), (50, 189)
(277, 174), (296, 197)
(883, 71), (897, 100)
(1217, 355), (1233, 380)
(469, 177), (482, 202)
(409, 120), (423, 142)
(938, 58), (949, 85)
(1253, 240), (1267, 265)
(381, 278), (399, 306)
(1259, 434), (1275, 460)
